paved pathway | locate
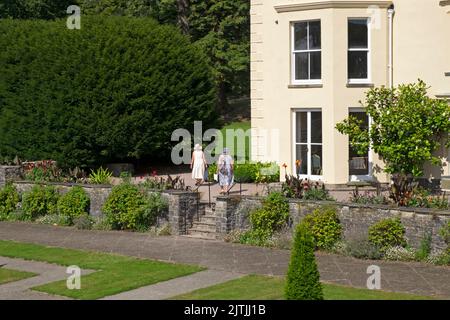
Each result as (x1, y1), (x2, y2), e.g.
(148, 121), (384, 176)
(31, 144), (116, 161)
(102, 270), (244, 300)
(0, 222), (449, 299)
(0, 256), (93, 300)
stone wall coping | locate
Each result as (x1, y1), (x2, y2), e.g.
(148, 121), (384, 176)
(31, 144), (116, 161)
(0, 165), (22, 169)
(217, 195), (450, 216)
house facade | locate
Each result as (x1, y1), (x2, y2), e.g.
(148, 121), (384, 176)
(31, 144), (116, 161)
(250, 0), (450, 185)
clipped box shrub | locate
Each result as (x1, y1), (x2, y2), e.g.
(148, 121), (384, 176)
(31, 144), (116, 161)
(103, 184), (168, 231)
(56, 186), (90, 225)
(0, 183), (20, 220)
(302, 206), (342, 250)
(285, 222), (323, 300)
(368, 218), (407, 252)
(22, 185), (59, 220)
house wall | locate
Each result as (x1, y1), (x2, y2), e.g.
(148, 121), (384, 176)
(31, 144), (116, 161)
(251, 0), (450, 184)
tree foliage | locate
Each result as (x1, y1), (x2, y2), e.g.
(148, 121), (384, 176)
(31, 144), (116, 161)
(0, 17), (217, 167)
(285, 222), (324, 300)
(0, 0), (74, 19)
(336, 80), (450, 177)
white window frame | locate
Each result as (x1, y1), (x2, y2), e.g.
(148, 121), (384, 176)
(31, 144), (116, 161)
(291, 20), (322, 85)
(348, 18), (371, 84)
(292, 109), (323, 180)
(348, 108), (373, 182)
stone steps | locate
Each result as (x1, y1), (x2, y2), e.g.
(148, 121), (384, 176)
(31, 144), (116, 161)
(186, 204), (218, 240)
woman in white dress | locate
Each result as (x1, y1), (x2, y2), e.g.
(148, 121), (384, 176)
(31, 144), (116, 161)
(191, 144), (206, 186)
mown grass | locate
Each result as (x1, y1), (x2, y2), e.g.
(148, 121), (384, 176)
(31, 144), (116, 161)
(173, 274), (435, 300)
(0, 268), (36, 285)
(0, 241), (203, 300)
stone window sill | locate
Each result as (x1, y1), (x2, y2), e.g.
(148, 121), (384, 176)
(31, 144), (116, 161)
(288, 84), (323, 89)
(346, 82), (374, 88)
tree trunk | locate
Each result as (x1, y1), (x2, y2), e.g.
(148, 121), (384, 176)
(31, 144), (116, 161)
(176, 0), (190, 35)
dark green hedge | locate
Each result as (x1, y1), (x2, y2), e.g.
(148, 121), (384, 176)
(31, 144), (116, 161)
(0, 17), (217, 167)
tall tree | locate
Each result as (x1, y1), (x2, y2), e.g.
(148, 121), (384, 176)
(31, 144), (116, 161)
(176, 0), (189, 34)
(189, 0), (250, 112)
(0, 0), (74, 19)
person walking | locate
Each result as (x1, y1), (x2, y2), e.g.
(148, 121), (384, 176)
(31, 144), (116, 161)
(217, 147), (234, 194)
(191, 144), (207, 186)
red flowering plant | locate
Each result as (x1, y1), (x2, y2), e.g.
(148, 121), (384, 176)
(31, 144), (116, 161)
(22, 160), (62, 182)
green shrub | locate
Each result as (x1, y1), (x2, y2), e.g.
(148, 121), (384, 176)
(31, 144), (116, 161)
(345, 239), (383, 260)
(302, 206), (342, 250)
(74, 215), (94, 230)
(248, 192), (289, 241)
(415, 233), (432, 261)
(303, 188), (335, 201)
(56, 187), (90, 225)
(384, 246), (416, 262)
(89, 167), (113, 185)
(22, 185), (59, 220)
(0, 183), (20, 220)
(368, 218), (407, 252)
(35, 214), (71, 226)
(439, 221), (450, 245)
(285, 222), (323, 300)
(0, 17), (217, 167)
(103, 184), (168, 231)
(92, 216), (113, 231)
(209, 162), (280, 183)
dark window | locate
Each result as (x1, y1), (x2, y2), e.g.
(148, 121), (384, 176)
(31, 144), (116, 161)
(293, 21), (321, 81)
(348, 19), (369, 80)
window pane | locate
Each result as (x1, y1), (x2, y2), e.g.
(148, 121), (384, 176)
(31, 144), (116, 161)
(349, 19), (368, 49)
(296, 145), (308, 175)
(296, 112), (308, 143)
(310, 112), (322, 143)
(311, 145), (323, 176)
(349, 112), (369, 176)
(310, 52), (321, 80)
(309, 21), (321, 50)
(348, 51), (368, 79)
(294, 22), (307, 50)
(295, 52), (308, 80)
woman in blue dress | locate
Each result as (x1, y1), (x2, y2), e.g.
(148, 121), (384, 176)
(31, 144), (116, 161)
(217, 148), (234, 194)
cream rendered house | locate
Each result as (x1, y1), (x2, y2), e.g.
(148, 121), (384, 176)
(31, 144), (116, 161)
(251, 0), (450, 186)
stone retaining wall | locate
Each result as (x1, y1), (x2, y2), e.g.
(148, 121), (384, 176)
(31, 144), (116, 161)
(215, 196), (450, 252)
(11, 181), (199, 235)
(0, 166), (22, 187)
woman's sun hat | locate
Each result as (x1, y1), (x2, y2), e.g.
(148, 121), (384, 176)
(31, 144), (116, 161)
(194, 144), (202, 151)
(223, 147), (229, 155)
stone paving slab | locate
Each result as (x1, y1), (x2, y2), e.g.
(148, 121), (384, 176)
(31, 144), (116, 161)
(0, 256), (94, 300)
(0, 222), (449, 299)
(102, 270), (244, 300)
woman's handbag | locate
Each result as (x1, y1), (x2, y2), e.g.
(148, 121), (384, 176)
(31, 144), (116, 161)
(204, 165), (209, 182)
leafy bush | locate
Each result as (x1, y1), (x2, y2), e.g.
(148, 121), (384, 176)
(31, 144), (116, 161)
(282, 175), (334, 201)
(415, 233), (432, 261)
(350, 190), (388, 205)
(141, 175), (186, 191)
(89, 167), (113, 185)
(285, 222), (323, 300)
(405, 187), (449, 209)
(35, 214), (71, 226)
(56, 187), (90, 225)
(91, 216), (113, 231)
(439, 221), (450, 245)
(103, 184), (168, 231)
(345, 239), (383, 260)
(23, 160), (61, 182)
(22, 185), (59, 220)
(0, 17), (216, 168)
(384, 246), (417, 262)
(302, 206), (342, 250)
(247, 192), (289, 241)
(368, 218), (407, 252)
(74, 215), (94, 230)
(426, 250), (450, 266)
(208, 162), (280, 183)
(0, 183), (20, 220)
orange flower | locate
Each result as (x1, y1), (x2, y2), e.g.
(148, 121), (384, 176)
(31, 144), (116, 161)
(282, 163), (288, 168)
(295, 160), (302, 167)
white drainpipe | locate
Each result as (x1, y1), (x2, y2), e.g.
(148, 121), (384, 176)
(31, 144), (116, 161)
(387, 6), (395, 88)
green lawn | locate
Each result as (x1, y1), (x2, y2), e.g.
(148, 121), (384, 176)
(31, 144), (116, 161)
(218, 121), (251, 162)
(0, 268), (36, 285)
(0, 241), (203, 300)
(173, 275), (434, 300)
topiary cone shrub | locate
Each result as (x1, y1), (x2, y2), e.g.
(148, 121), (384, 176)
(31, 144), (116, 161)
(285, 222), (324, 300)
